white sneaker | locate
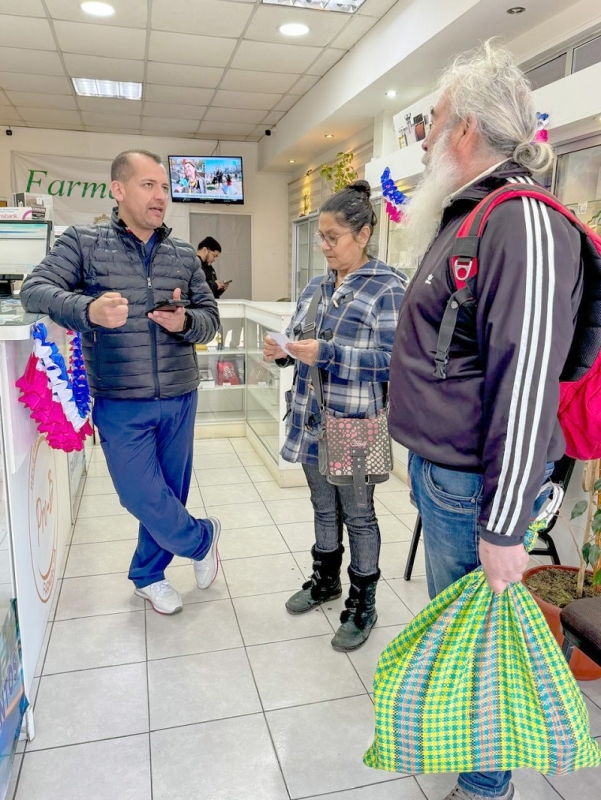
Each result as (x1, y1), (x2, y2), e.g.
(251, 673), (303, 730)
(194, 517), (221, 589)
(134, 579), (183, 615)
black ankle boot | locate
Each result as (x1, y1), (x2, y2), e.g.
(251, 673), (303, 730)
(285, 545), (344, 615)
(331, 568), (379, 652)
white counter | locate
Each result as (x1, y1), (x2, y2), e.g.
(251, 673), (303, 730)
(0, 311), (85, 742)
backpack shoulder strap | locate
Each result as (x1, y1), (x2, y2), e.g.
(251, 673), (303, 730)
(450, 182), (600, 288)
(434, 183), (601, 380)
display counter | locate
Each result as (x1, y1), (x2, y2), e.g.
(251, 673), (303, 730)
(0, 308), (88, 742)
(196, 300), (303, 486)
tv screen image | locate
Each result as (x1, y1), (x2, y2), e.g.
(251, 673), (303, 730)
(168, 156), (244, 204)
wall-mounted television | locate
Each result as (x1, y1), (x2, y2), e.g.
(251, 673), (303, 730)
(168, 156), (244, 205)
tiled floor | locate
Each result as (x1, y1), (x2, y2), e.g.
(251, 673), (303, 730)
(9, 438), (601, 799)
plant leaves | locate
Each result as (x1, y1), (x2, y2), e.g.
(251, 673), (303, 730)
(589, 543), (601, 567)
(583, 541), (591, 564)
(593, 513), (601, 534)
(594, 479), (601, 493)
(594, 570), (601, 587)
(571, 500), (588, 520)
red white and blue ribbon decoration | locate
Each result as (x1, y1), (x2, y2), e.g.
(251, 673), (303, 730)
(16, 323), (93, 452)
(381, 167), (408, 222)
(534, 112), (549, 143)
(68, 330), (91, 419)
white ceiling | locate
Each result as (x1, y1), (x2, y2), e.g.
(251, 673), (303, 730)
(0, 0), (398, 141)
(259, 0), (594, 169)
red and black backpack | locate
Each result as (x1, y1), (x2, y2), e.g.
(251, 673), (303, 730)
(434, 183), (601, 461)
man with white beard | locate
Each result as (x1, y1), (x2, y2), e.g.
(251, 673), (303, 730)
(388, 41), (583, 800)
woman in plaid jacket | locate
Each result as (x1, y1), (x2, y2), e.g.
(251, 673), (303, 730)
(264, 181), (405, 652)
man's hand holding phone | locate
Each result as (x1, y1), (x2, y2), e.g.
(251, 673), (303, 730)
(147, 288), (189, 332)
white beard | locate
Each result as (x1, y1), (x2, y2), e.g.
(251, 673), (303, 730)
(399, 128), (463, 265)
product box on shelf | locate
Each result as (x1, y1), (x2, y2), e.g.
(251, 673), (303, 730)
(198, 368), (216, 389)
(13, 193), (54, 220)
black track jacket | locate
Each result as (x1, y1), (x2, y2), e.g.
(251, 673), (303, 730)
(389, 161), (584, 546)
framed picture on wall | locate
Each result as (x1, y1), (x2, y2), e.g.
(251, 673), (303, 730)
(413, 114), (426, 142)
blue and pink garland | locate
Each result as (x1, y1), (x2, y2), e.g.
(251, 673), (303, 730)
(534, 111), (549, 143)
(380, 167), (408, 222)
(16, 323), (93, 452)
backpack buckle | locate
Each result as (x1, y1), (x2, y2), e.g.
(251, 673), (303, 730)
(453, 257), (474, 282)
(434, 354), (449, 380)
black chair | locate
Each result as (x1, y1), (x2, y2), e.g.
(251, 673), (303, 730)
(403, 456), (575, 581)
(561, 597), (601, 667)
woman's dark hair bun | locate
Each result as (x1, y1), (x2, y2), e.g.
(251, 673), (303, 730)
(348, 179), (371, 198)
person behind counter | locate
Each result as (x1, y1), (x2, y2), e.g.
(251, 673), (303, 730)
(20, 148), (222, 617)
(197, 237), (229, 298)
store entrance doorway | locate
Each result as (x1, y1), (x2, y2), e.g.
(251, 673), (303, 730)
(190, 212), (252, 300)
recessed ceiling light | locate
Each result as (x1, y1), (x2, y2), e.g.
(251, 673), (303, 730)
(324, 133), (334, 138)
(80, 2), (115, 16)
(386, 90), (397, 98)
(72, 78), (142, 100)
(278, 23), (310, 37)
(506, 6), (526, 14)
(289, 159), (296, 163)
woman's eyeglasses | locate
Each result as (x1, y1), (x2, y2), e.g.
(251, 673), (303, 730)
(313, 230), (352, 248)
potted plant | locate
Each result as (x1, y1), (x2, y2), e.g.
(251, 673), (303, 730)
(319, 151), (358, 193)
(523, 458), (601, 679)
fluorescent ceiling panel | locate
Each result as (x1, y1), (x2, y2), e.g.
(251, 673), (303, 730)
(261, 0), (366, 13)
(72, 77), (142, 99)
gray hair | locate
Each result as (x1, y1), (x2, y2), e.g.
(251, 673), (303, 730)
(438, 39), (554, 174)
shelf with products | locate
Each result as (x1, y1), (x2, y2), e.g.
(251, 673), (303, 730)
(196, 346), (245, 357)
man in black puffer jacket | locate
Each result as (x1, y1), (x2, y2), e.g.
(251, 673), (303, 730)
(21, 149), (222, 616)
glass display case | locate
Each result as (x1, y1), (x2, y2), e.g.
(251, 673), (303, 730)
(244, 302), (300, 483)
(245, 315), (285, 464)
(195, 302), (246, 433)
(195, 301), (303, 485)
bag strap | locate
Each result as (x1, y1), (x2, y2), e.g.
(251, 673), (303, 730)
(302, 281), (327, 409)
(435, 183), (601, 379)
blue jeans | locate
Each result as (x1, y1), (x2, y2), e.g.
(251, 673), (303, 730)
(408, 452), (553, 798)
(93, 392), (213, 589)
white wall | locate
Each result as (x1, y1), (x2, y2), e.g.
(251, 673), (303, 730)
(0, 127), (290, 301)
(365, 62), (601, 189)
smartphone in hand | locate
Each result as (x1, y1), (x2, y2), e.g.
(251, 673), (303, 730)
(147, 299), (189, 314)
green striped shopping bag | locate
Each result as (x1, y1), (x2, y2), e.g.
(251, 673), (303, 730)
(364, 528), (601, 776)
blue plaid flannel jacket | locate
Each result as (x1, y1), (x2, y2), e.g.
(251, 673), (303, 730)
(280, 259), (406, 465)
